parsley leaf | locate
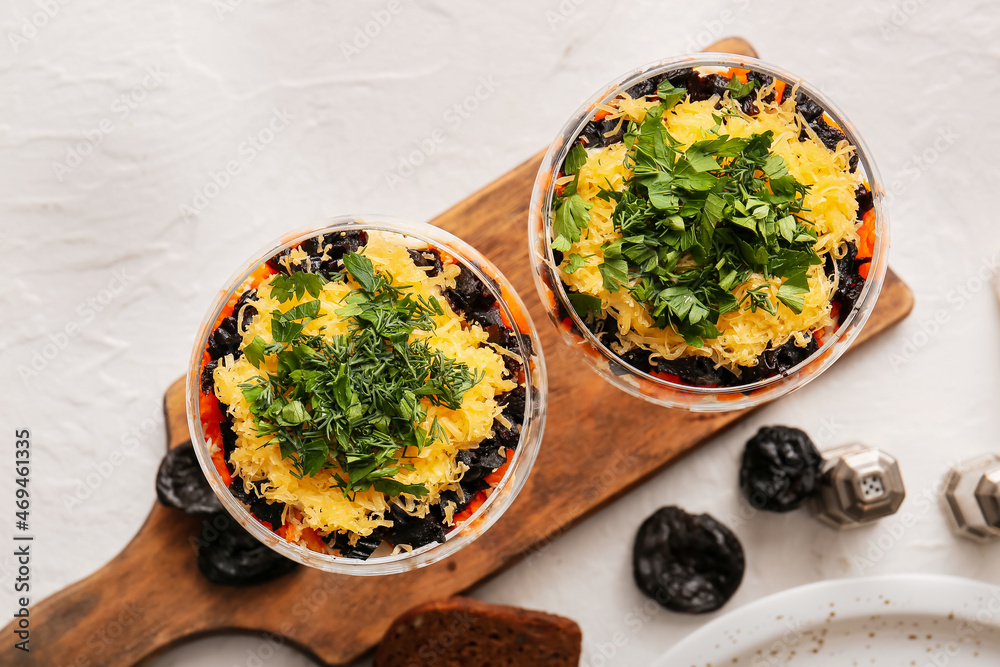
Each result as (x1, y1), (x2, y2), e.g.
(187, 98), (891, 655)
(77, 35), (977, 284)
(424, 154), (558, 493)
(656, 80), (687, 109)
(568, 292), (602, 319)
(598, 241), (629, 291)
(270, 273), (327, 303)
(244, 335), (268, 368)
(343, 252), (378, 292)
(551, 193), (593, 252)
(726, 74), (756, 99)
(776, 270), (810, 314)
(564, 143), (588, 175)
(562, 253), (589, 274)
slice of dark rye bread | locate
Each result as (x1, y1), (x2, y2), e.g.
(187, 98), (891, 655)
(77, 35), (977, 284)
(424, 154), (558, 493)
(373, 597), (582, 667)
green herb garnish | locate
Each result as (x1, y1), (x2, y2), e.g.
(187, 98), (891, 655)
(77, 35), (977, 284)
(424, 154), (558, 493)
(568, 292), (602, 319)
(564, 142), (588, 176)
(239, 253), (483, 498)
(726, 74), (757, 99)
(551, 193), (592, 253)
(565, 95), (821, 346)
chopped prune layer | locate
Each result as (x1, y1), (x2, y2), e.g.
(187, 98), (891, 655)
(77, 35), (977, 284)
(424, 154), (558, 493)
(407, 247), (444, 277)
(207, 315), (241, 361)
(268, 230), (369, 277)
(327, 528), (386, 561)
(234, 288), (258, 332)
(825, 242), (865, 323)
(228, 477), (286, 529)
(584, 310), (819, 387)
(387, 504), (448, 550)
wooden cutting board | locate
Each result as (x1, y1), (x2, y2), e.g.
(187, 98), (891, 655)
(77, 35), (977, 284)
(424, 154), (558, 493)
(3, 38), (914, 667)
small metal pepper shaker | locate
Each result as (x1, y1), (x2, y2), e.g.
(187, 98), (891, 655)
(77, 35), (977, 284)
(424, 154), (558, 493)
(811, 443), (906, 529)
(942, 454), (1000, 543)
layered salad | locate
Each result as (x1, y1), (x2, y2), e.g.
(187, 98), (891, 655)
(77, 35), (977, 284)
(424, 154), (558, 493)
(198, 229), (530, 559)
(549, 66), (876, 387)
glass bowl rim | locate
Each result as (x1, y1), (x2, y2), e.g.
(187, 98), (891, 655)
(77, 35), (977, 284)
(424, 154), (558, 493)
(185, 214), (548, 575)
(528, 53), (889, 395)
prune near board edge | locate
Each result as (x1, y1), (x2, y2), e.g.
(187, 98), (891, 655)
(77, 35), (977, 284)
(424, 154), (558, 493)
(739, 426), (823, 513)
(196, 512), (298, 586)
(633, 506), (745, 614)
(155, 442), (224, 515)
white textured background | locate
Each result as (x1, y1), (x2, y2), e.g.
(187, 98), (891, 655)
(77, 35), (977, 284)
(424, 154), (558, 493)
(1, 0), (999, 665)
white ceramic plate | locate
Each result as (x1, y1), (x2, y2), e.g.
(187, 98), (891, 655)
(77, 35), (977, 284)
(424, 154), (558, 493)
(656, 575), (1000, 667)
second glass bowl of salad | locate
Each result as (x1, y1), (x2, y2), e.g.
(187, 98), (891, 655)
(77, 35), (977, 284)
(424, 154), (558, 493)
(528, 54), (888, 411)
(187, 215), (546, 575)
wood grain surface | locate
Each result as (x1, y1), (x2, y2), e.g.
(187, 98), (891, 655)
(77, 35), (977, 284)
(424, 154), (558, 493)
(0, 37), (914, 667)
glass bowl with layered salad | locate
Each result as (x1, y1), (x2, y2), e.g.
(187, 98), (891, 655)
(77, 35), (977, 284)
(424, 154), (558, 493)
(529, 55), (888, 411)
(187, 216), (546, 574)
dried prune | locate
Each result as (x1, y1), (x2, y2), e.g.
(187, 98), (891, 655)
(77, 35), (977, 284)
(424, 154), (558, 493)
(234, 288), (258, 332)
(728, 336), (819, 386)
(633, 507), (745, 614)
(156, 443), (224, 515)
(662, 67), (694, 89)
(219, 411), (238, 468)
(207, 316), (241, 360)
(856, 184), (874, 216)
(739, 426), (823, 512)
(324, 230), (368, 261)
(805, 117), (847, 152)
(615, 347), (651, 371)
(440, 486), (478, 515)
(499, 386), (527, 425)
(791, 90), (824, 122)
(594, 314), (818, 387)
(200, 359), (218, 393)
(407, 247), (443, 277)
(228, 476), (286, 529)
(596, 117), (625, 145)
(468, 302), (504, 332)
(593, 324), (655, 376)
(328, 528), (386, 561)
(578, 122), (604, 148)
(577, 117), (625, 148)
(825, 241), (866, 321)
(738, 94), (759, 117)
(656, 356), (731, 387)
(444, 264), (496, 315)
(687, 73), (730, 102)
(268, 231), (368, 276)
(457, 439), (509, 486)
(387, 504), (447, 549)
(749, 72), (775, 103)
(626, 77), (657, 99)
(267, 247), (294, 274)
(196, 512), (298, 586)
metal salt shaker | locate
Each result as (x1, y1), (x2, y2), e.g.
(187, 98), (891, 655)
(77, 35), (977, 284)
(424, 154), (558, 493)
(811, 443), (906, 529)
(942, 454), (1000, 543)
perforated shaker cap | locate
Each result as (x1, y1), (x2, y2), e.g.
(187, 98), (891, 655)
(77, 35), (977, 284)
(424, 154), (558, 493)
(812, 443), (906, 529)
